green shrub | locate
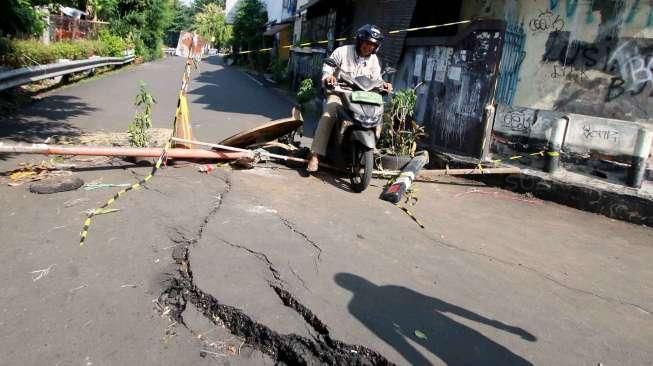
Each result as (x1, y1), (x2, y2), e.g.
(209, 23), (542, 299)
(3, 39), (56, 66)
(269, 59), (289, 83)
(98, 30), (126, 57)
(0, 37), (13, 56)
(1, 0), (45, 37)
(0, 36), (127, 68)
(378, 88), (425, 157)
(296, 78), (316, 110)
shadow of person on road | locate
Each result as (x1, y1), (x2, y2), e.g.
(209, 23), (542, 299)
(335, 273), (536, 365)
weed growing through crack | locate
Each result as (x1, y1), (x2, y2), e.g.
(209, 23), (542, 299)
(128, 81), (155, 147)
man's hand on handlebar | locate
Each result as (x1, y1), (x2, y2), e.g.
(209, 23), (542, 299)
(324, 75), (337, 88)
(382, 82), (393, 93)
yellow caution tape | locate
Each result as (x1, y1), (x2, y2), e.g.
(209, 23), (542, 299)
(234, 20), (473, 55)
(489, 150), (563, 166)
(79, 142), (170, 246)
(396, 204), (425, 229)
(388, 20), (472, 34)
(172, 93), (193, 148)
(80, 52), (198, 247)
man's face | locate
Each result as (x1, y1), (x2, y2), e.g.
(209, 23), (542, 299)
(359, 40), (377, 57)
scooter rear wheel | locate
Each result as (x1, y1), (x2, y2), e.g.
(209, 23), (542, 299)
(350, 143), (373, 193)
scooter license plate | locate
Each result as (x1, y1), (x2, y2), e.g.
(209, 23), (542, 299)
(351, 91), (383, 105)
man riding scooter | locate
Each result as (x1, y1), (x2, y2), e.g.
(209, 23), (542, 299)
(306, 24), (393, 172)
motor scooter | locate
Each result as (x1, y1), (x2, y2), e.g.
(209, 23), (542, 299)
(321, 57), (395, 192)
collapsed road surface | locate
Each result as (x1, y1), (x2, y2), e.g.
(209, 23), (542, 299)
(1, 56), (652, 365)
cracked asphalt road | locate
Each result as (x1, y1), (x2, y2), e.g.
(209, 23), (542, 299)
(1, 56), (652, 365)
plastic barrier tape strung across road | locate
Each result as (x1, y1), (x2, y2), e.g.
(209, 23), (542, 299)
(235, 20), (473, 55)
(79, 54), (198, 246)
(79, 142), (170, 246)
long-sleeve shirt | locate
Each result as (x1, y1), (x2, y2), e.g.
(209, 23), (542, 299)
(322, 45), (382, 81)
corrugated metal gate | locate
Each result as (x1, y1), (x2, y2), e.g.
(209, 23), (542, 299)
(289, 49), (326, 90)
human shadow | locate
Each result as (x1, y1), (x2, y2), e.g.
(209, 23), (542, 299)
(335, 273), (536, 365)
(0, 95), (94, 143)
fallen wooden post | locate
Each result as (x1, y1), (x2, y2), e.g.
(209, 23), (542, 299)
(0, 142), (250, 160)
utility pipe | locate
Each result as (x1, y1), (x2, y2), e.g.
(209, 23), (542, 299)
(0, 142), (250, 159)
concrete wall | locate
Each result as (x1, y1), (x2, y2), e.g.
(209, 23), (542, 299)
(463, 0), (653, 124)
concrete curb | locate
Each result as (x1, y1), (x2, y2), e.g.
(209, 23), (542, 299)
(478, 168), (652, 227)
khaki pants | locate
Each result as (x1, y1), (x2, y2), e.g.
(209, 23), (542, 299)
(311, 94), (343, 156)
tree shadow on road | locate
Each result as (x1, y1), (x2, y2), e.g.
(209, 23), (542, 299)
(188, 68), (293, 120)
(0, 95), (94, 143)
(334, 272), (536, 365)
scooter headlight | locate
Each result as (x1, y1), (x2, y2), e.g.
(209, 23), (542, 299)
(353, 112), (380, 128)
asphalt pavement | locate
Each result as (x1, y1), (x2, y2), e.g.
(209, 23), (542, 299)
(0, 56), (652, 365)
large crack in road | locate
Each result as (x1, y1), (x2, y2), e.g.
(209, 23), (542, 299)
(157, 173), (393, 365)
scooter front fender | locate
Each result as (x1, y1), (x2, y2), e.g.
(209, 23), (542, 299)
(350, 129), (376, 149)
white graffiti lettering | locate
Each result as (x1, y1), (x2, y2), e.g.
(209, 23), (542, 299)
(608, 41), (653, 92)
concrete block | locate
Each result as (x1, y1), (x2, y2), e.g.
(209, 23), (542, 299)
(493, 104), (564, 142)
(493, 104), (643, 157)
(564, 114), (640, 156)
(494, 103), (537, 137)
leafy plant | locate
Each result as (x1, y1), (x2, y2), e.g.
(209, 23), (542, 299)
(192, 3), (232, 49)
(232, 0), (267, 67)
(379, 88), (426, 157)
(128, 82), (156, 147)
(269, 59), (289, 83)
(165, 2), (193, 47)
(296, 78), (316, 110)
(1, 0), (45, 37)
(0, 38), (126, 68)
(111, 0), (172, 60)
(98, 30), (126, 57)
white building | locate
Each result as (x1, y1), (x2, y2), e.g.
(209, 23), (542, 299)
(226, 0), (296, 25)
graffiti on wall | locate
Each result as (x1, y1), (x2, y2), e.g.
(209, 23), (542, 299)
(529, 9), (566, 34)
(501, 106), (535, 133)
(605, 40), (653, 101)
(405, 28), (504, 158)
(582, 124), (620, 142)
(542, 30), (653, 103)
(549, 63), (590, 80)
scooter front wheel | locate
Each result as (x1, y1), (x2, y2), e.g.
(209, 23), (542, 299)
(350, 143), (373, 193)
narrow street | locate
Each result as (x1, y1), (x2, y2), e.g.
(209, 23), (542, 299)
(0, 57), (652, 365)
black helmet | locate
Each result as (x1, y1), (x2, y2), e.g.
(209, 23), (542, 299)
(355, 24), (384, 53)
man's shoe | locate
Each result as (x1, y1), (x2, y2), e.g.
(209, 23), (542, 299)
(307, 154), (319, 172)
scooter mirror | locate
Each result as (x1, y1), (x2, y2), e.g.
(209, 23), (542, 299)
(382, 66), (397, 75)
